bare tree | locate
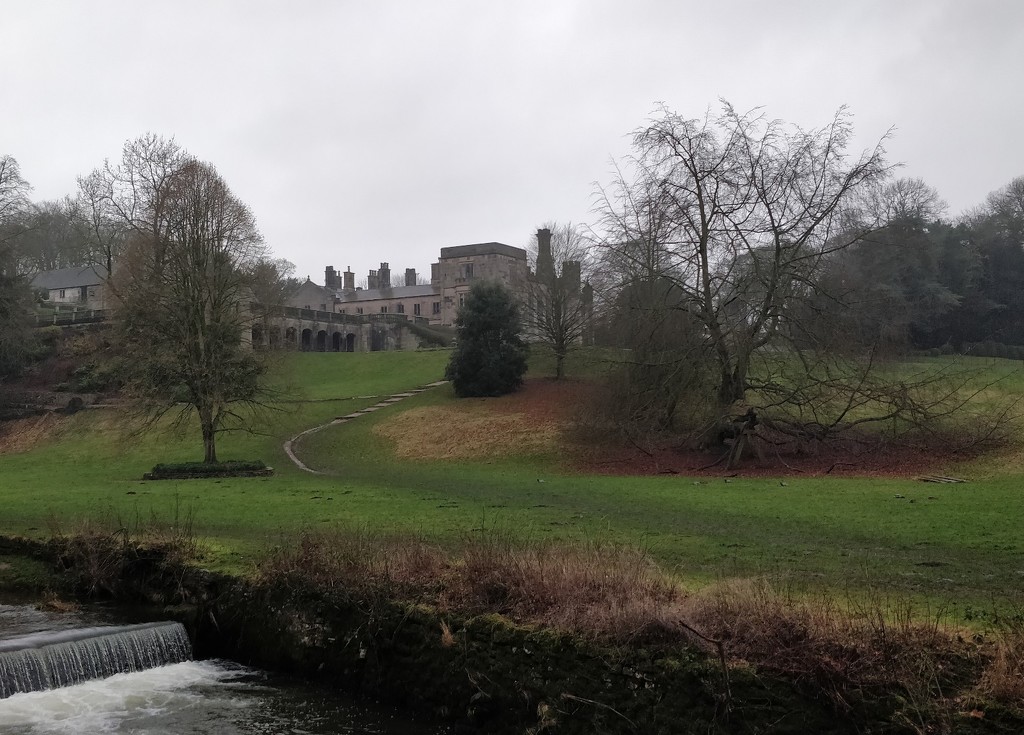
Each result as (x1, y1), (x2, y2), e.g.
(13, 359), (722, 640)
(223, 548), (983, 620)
(14, 198), (90, 273)
(522, 223), (594, 379)
(112, 153), (268, 463)
(595, 105), (1018, 461)
(250, 257), (300, 342)
(594, 103), (963, 445)
(77, 134), (185, 276)
(0, 155), (35, 378)
(0, 155), (31, 248)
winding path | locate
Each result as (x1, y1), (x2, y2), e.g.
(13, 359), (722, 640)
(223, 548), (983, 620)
(283, 380), (449, 475)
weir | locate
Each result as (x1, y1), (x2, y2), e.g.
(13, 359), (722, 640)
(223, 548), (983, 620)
(0, 621), (191, 698)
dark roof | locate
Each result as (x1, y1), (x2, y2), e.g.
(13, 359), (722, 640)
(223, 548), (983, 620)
(438, 242), (527, 260)
(30, 265), (108, 290)
(335, 284), (438, 303)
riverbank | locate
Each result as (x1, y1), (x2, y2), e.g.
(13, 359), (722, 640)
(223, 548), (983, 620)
(2, 533), (1022, 734)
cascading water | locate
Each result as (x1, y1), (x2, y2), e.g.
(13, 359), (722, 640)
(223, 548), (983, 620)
(0, 604), (445, 734)
(0, 621), (191, 698)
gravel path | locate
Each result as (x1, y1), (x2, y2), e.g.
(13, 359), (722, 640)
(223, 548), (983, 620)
(283, 381), (448, 474)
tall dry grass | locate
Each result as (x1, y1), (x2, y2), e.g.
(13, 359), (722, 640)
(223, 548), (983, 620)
(257, 528), (1024, 722)
(47, 499), (201, 596)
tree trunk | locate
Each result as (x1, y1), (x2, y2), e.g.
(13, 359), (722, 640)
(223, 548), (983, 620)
(200, 407), (217, 464)
(717, 362), (748, 407)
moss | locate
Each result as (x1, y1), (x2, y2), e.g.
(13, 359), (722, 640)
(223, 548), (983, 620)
(0, 553), (63, 593)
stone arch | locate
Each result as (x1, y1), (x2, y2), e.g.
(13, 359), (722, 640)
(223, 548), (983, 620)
(345, 333), (356, 352)
(331, 331), (342, 351)
(370, 327), (386, 352)
(268, 326), (281, 349)
(285, 327), (297, 349)
(316, 330), (328, 352)
(250, 324), (264, 349)
(301, 328), (313, 351)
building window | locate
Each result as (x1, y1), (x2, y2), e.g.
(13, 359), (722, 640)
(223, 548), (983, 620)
(413, 303), (421, 316)
(380, 306), (388, 313)
(432, 301), (440, 315)
(459, 293), (466, 308)
(396, 304), (404, 314)
(59, 289), (66, 298)
(356, 307), (363, 315)
(339, 309), (346, 314)
(462, 263), (474, 279)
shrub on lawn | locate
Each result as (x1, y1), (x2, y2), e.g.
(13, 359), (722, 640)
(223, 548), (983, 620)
(148, 460), (268, 478)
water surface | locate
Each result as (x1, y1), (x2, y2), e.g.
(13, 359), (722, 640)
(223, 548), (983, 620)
(0, 602), (447, 735)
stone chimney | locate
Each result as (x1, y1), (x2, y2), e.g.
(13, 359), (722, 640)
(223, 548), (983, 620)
(368, 269), (378, 290)
(343, 267), (355, 291)
(378, 262), (391, 289)
(562, 260), (581, 293)
(536, 228), (554, 281)
(405, 268), (417, 287)
(325, 265), (338, 289)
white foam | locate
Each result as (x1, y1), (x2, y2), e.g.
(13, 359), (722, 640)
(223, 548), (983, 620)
(0, 660), (252, 734)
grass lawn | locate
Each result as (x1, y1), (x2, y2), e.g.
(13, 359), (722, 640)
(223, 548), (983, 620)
(1, 348), (1022, 620)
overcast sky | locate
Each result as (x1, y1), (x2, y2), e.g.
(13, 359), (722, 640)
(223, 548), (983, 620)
(3, 0), (1021, 283)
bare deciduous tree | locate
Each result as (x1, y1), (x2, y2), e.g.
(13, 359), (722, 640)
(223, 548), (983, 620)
(112, 151), (268, 463)
(77, 134), (185, 276)
(594, 104), (1007, 452)
(0, 154), (35, 378)
(0, 155), (31, 246)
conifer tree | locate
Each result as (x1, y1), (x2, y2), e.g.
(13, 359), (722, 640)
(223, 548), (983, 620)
(445, 281), (528, 397)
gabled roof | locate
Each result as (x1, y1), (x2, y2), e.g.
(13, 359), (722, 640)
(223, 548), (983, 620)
(30, 265), (108, 290)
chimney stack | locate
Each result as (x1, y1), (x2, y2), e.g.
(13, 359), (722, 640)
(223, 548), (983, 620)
(536, 228), (554, 280)
(343, 266), (354, 291)
(368, 269), (379, 290)
(325, 265), (338, 289)
(562, 260), (581, 293)
(405, 268), (417, 287)
(378, 262), (391, 289)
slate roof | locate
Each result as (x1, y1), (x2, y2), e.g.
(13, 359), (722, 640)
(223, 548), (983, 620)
(30, 265), (108, 290)
(334, 284), (438, 303)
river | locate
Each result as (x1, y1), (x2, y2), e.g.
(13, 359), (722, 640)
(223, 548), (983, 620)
(0, 601), (448, 735)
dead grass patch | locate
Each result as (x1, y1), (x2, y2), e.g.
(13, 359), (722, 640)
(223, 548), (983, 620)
(375, 404), (562, 460)
(0, 413), (64, 454)
(979, 620), (1024, 703)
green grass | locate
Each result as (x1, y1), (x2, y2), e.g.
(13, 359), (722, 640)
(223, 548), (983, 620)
(1, 349), (1022, 618)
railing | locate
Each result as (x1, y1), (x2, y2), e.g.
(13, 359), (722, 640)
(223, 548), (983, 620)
(276, 306), (431, 326)
(31, 306), (434, 329)
(33, 309), (110, 327)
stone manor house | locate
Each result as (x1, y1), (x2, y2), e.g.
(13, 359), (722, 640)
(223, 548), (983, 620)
(287, 239), (533, 329)
(27, 230), (586, 353)
(274, 228), (588, 352)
